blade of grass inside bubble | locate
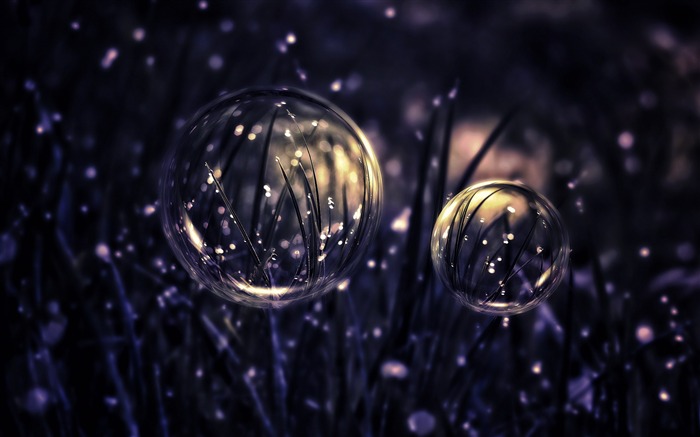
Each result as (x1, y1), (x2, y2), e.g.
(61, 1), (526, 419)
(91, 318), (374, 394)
(206, 162), (270, 287)
(287, 109), (322, 230)
(276, 158), (313, 287)
(465, 211), (509, 295)
(454, 104), (520, 191)
(217, 107), (272, 212)
(260, 172), (292, 262)
(482, 218), (538, 304)
(297, 161), (321, 281)
(455, 188), (507, 292)
(248, 108), (278, 280)
(250, 107), (278, 237)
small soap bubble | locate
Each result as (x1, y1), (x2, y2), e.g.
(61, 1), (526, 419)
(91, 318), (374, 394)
(431, 181), (569, 315)
(161, 88), (382, 307)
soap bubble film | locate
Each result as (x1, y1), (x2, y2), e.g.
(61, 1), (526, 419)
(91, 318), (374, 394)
(431, 180), (569, 315)
(161, 88), (382, 307)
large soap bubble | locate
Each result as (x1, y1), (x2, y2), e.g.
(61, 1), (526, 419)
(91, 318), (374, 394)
(161, 87), (382, 307)
(431, 180), (569, 315)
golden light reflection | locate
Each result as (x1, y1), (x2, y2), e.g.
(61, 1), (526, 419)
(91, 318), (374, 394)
(449, 119), (551, 191)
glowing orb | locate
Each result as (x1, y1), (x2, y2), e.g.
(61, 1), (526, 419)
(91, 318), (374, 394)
(431, 180), (569, 315)
(161, 87), (382, 307)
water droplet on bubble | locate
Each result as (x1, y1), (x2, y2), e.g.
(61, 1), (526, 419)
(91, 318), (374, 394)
(161, 87), (382, 307)
(431, 180), (569, 315)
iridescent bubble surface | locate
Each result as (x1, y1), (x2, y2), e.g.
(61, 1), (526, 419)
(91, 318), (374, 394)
(431, 180), (569, 315)
(161, 88), (382, 307)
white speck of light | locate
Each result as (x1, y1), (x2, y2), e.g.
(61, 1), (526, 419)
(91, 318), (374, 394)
(658, 389), (670, 402)
(286, 32), (297, 44)
(220, 19), (234, 32)
(101, 48), (119, 69)
(143, 204), (156, 216)
(209, 54), (223, 70)
(448, 86), (458, 99)
(618, 131), (634, 149)
(507, 206), (516, 214)
(407, 410), (436, 436)
(385, 6), (396, 18)
(85, 166), (97, 179)
(385, 159), (402, 177)
(132, 28), (145, 41)
(531, 361), (542, 374)
(391, 208), (411, 233)
(330, 79), (342, 92)
(381, 360), (408, 379)
(639, 246), (650, 258)
(198, 1), (208, 10)
(636, 325), (653, 343)
(96, 243), (111, 262)
(337, 278), (350, 291)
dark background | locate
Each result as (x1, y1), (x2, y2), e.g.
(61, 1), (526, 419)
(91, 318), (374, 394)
(2, 0), (700, 435)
